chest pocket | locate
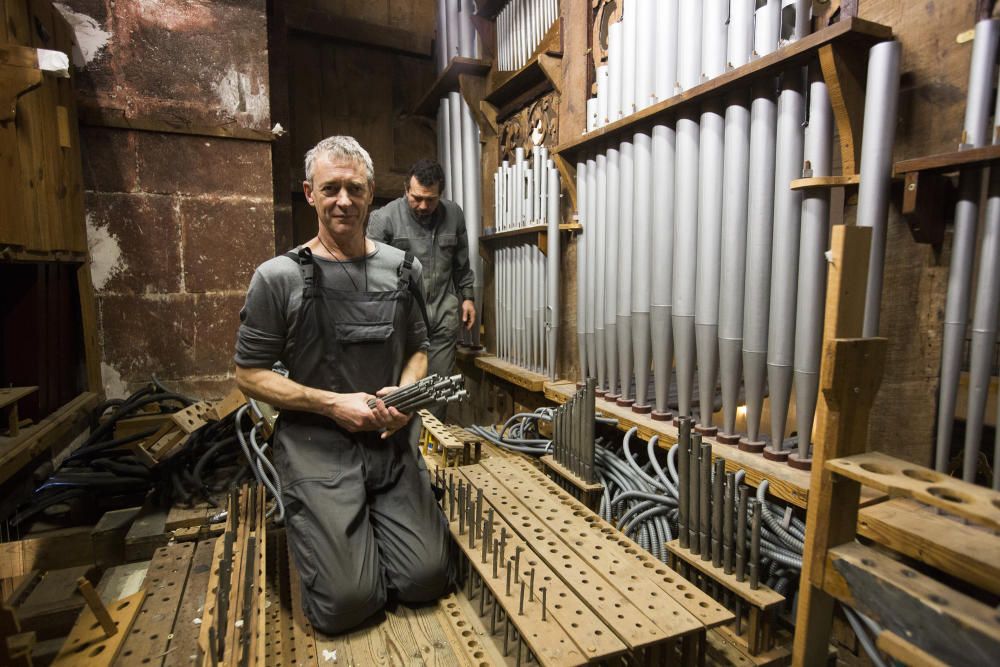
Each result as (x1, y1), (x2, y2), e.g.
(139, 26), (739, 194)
(437, 233), (457, 248)
(327, 290), (400, 344)
(393, 237), (412, 251)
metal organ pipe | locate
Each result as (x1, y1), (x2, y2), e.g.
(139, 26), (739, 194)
(793, 73), (833, 461)
(651, 123), (677, 420)
(632, 131), (653, 412)
(460, 97), (483, 347)
(694, 0), (728, 432)
(741, 0), (781, 447)
(595, 153), (608, 393)
(620, 0), (638, 120)
(857, 41), (902, 337)
(633, 0), (656, 112)
(617, 139), (635, 404)
(672, 0), (703, 421)
(718, 0), (755, 441)
(596, 66), (610, 130)
(576, 161), (588, 383)
(607, 21), (623, 124)
(604, 146), (621, 398)
(936, 18), (1000, 476)
(448, 92), (465, 210)
(654, 0), (678, 103)
(586, 158), (598, 381)
(766, 68), (806, 454)
(546, 164), (560, 379)
(439, 98), (453, 201)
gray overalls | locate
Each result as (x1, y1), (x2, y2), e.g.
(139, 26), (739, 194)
(275, 247), (451, 635)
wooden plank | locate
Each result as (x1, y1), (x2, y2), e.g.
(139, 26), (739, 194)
(0, 387), (37, 410)
(858, 498), (1000, 596)
(481, 222), (581, 243)
(539, 455), (603, 492)
(818, 43), (867, 176)
(0, 527), (94, 580)
(823, 541), (1000, 666)
(0, 392), (98, 487)
(474, 355), (548, 392)
(663, 541), (785, 610)
(414, 57), (493, 117)
(555, 18), (891, 160)
(789, 174), (861, 190)
(91, 507), (141, 570)
(483, 457), (732, 629)
(15, 565), (92, 641)
(286, 4), (432, 56)
(893, 143), (1000, 176)
(162, 538), (217, 667)
(828, 452), (1000, 530)
(876, 631), (948, 667)
(51, 588), (146, 667)
(124, 504), (170, 562)
(77, 103), (274, 142)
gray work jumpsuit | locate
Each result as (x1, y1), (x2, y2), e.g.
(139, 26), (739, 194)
(275, 247), (452, 635)
(368, 197), (475, 425)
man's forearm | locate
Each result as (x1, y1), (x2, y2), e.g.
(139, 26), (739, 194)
(235, 365), (335, 416)
(400, 350), (428, 387)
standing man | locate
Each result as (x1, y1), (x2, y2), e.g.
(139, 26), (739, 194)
(234, 137), (451, 634)
(368, 159), (476, 428)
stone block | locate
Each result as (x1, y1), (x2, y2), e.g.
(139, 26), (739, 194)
(180, 197), (273, 292)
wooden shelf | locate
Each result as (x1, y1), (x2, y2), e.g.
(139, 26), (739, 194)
(554, 17), (891, 160)
(484, 53), (560, 119)
(790, 174), (861, 190)
(893, 143), (1000, 176)
(480, 222), (580, 254)
(413, 56), (492, 117)
(474, 354), (548, 392)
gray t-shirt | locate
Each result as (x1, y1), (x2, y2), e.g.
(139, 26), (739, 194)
(233, 242), (429, 370)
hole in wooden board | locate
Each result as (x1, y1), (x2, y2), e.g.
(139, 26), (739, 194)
(902, 468), (940, 482)
(927, 487), (969, 504)
(89, 645), (106, 657)
(859, 462), (891, 475)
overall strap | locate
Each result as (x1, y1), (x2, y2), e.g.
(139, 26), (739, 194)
(398, 252), (430, 333)
(287, 247), (316, 299)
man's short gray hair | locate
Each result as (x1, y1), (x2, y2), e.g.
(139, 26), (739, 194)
(304, 136), (375, 188)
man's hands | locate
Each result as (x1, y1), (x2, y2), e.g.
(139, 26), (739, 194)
(323, 388), (411, 439)
(461, 299), (476, 331)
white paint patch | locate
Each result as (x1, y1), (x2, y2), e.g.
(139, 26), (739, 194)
(321, 649), (338, 662)
(54, 3), (111, 68)
(101, 362), (129, 400)
(86, 213), (127, 291)
(213, 67), (270, 127)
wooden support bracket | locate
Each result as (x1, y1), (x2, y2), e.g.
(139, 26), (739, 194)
(818, 42), (868, 177)
(0, 60), (42, 122)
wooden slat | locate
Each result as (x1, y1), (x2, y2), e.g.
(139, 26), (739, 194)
(789, 174), (861, 190)
(413, 57), (492, 117)
(162, 539), (217, 667)
(857, 498), (1000, 596)
(876, 631), (949, 667)
(827, 452), (1000, 530)
(664, 541), (785, 610)
(823, 541), (1000, 667)
(0, 527), (94, 580)
(893, 143), (1000, 176)
(0, 387), (37, 410)
(555, 18), (892, 160)
(474, 355), (548, 392)
(51, 588), (146, 667)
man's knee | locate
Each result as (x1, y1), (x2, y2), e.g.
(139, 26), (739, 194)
(394, 541), (452, 603)
(302, 574), (385, 635)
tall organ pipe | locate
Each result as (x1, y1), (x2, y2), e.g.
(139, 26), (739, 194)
(694, 0), (729, 431)
(448, 92), (465, 209)
(460, 98), (482, 347)
(595, 154), (609, 393)
(651, 123), (677, 419)
(718, 0), (755, 440)
(458, 0), (476, 58)
(654, 0), (678, 103)
(435, 0), (448, 72)
(439, 98), (453, 201)
(766, 69), (806, 453)
(971, 72), (1000, 486)
(607, 22), (624, 124)
(793, 73), (833, 460)
(634, 0), (657, 111)
(620, 0), (638, 119)
(936, 18), (1000, 476)
(586, 158), (598, 381)
(576, 161), (588, 382)
(445, 0), (459, 62)
(671, 0), (703, 420)
(604, 146), (622, 397)
(741, 0), (781, 446)
(632, 131), (653, 411)
(547, 164), (560, 379)
(617, 139), (636, 404)
(857, 41), (902, 337)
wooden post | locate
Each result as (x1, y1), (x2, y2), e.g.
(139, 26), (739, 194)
(792, 225), (888, 666)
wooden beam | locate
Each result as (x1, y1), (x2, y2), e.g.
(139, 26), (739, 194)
(0, 527), (95, 580)
(78, 104), (275, 143)
(818, 42), (867, 176)
(824, 542), (1000, 666)
(286, 5), (433, 57)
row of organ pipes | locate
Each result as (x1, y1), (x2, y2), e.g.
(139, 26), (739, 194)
(573, 0), (903, 466)
(492, 148), (562, 378)
(435, 0), (480, 72)
(496, 0), (560, 72)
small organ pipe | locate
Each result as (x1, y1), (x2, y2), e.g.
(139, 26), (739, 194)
(654, 0), (678, 103)
(620, 0), (638, 119)
(634, 0), (657, 112)
(458, 0), (476, 58)
(766, 69), (806, 452)
(793, 73), (833, 460)
(596, 65), (610, 129)
(936, 18), (1000, 476)
(718, 1), (754, 439)
(604, 146), (621, 397)
(677, 419), (691, 548)
(857, 41), (902, 338)
(607, 21), (623, 124)
(632, 131), (653, 411)
(617, 139), (635, 403)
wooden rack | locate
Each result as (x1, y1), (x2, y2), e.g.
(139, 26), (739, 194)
(475, 354), (549, 392)
(480, 221), (581, 255)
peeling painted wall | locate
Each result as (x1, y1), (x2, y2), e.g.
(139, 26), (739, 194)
(63, 0), (274, 399)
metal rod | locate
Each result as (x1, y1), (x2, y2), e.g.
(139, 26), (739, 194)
(678, 417), (691, 548)
(712, 458), (724, 568)
(723, 472), (735, 575)
(736, 485), (748, 582)
(699, 441), (712, 559)
(750, 499), (761, 590)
